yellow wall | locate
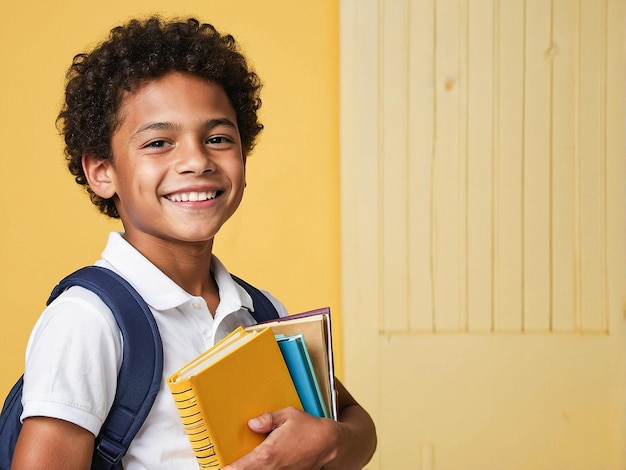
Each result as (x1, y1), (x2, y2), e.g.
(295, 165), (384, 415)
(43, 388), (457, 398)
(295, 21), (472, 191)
(0, 1), (340, 397)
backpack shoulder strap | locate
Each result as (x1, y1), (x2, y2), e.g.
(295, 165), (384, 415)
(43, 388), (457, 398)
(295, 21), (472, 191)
(48, 266), (163, 469)
(0, 376), (24, 469)
(230, 275), (280, 323)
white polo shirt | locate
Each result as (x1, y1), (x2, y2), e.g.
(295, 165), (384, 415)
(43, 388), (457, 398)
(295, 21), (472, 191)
(21, 232), (287, 469)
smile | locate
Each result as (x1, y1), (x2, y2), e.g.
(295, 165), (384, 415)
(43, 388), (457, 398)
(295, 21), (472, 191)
(165, 190), (218, 202)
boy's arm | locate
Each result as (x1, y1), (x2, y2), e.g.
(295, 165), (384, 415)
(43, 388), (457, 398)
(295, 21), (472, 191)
(11, 417), (94, 470)
(223, 378), (377, 470)
(324, 379), (378, 468)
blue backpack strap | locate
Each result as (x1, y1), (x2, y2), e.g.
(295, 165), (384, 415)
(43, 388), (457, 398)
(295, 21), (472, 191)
(231, 275), (280, 322)
(48, 266), (163, 470)
(0, 376), (24, 469)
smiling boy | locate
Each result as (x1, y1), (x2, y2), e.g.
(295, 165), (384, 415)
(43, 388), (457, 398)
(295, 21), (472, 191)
(11, 17), (376, 469)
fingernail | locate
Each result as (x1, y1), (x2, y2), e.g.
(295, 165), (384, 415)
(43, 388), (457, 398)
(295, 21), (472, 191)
(248, 417), (262, 427)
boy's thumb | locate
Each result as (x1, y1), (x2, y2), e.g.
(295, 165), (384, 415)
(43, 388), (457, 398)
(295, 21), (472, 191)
(247, 412), (274, 433)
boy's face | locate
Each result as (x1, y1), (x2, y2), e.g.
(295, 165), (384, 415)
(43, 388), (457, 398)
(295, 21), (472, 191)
(98, 72), (246, 249)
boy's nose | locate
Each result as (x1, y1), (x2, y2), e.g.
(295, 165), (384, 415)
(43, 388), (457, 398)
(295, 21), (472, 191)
(176, 143), (215, 174)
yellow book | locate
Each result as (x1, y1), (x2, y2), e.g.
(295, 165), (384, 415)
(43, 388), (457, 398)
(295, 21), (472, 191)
(245, 307), (337, 420)
(167, 326), (303, 468)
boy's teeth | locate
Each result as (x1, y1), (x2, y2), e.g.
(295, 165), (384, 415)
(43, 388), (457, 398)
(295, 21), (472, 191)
(167, 191), (217, 202)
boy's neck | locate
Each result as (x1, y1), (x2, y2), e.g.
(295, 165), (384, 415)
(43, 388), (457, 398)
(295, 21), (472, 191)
(123, 234), (221, 314)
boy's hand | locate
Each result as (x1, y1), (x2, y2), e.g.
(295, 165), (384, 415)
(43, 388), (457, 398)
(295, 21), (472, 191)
(222, 407), (340, 470)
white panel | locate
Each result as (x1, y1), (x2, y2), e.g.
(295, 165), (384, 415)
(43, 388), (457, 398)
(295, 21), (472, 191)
(432, 0), (464, 331)
(408, 0), (436, 332)
(551, 0), (578, 332)
(578, 0), (608, 332)
(466, 0), (495, 331)
(523, 0), (553, 331)
(381, 0), (410, 332)
(494, 0), (525, 332)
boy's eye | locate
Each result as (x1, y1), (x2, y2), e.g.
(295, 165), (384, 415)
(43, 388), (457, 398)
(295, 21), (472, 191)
(144, 140), (170, 148)
(207, 136), (232, 145)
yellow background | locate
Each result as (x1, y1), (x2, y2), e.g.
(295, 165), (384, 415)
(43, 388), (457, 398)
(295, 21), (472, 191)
(0, 1), (340, 396)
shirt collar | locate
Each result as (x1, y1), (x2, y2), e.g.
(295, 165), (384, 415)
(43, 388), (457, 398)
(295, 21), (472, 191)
(98, 232), (253, 313)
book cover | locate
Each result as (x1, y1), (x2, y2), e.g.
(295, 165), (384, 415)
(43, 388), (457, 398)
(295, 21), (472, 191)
(167, 326), (303, 468)
(276, 334), (329, 418)
(245, 307), (337, 420)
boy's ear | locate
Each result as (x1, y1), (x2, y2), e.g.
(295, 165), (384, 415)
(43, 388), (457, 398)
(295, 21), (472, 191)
(82, 154), (116, 199)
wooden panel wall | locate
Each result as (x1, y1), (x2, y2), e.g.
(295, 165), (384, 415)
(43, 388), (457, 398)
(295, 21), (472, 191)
(371, 0), (612, 335)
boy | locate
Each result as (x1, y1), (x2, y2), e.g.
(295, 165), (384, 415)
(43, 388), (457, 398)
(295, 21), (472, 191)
(11, 16), (376, 469)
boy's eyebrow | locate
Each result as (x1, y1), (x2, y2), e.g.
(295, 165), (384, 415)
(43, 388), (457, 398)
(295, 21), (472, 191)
(132, 118), (238, 139)
(202, 118), (238, 131)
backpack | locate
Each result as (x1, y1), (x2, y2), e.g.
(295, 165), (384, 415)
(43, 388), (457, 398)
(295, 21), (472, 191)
(0, 265), (279, 470)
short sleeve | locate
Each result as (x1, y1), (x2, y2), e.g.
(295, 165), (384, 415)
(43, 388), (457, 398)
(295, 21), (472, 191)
(21, 286), (122, 436)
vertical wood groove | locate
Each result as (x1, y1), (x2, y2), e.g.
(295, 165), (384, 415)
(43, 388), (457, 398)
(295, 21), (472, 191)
(404, 0), (412, 332)
(429, 2), (439, 333)
(601, 0), (609, 331)
(491, 0), (500, 332)
(460, 0), (469, 331)
(376, 0), (385, 334)
(547, 0), (555, 331)
(520, 0), (527, 331)
(573, 0), (582, 331)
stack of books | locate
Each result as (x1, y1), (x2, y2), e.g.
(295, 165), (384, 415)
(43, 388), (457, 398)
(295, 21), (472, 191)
(167, 308), (336, 468)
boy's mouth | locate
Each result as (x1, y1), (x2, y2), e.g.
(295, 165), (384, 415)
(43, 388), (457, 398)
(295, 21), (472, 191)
(164, 190), (219, 202)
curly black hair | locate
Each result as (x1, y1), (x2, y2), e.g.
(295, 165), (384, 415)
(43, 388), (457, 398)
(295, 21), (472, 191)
(57, 16), (263, 218)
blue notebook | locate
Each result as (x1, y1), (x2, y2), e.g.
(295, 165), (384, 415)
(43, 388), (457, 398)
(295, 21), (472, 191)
(275, 334), (329, 418)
